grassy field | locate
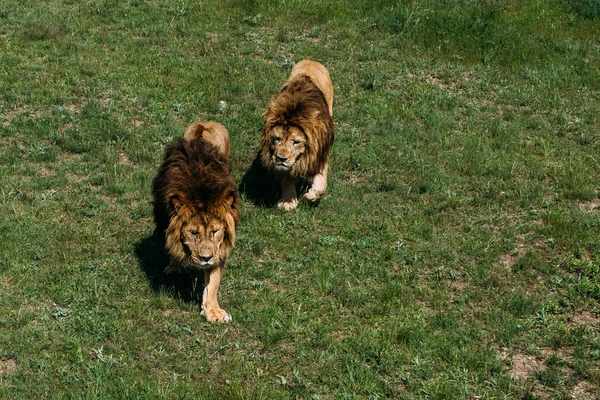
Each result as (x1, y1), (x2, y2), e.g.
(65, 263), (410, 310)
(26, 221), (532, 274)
(1, 0), (600, 398)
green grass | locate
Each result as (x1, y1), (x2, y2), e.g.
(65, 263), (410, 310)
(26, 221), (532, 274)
(1, 0), (600, 398)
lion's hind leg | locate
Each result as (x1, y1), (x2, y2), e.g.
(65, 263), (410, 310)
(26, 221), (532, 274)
(302, 163), (328, 204)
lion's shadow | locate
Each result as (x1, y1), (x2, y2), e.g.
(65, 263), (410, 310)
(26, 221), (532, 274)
(238, 153), (314, 208)
(134, 230), (204, 304)
(239, 154), (279, 208)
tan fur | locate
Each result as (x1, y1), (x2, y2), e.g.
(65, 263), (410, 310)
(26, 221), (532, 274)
(153, 121), (239, 322)
(260, 60), (334, 210)
(289, 60), (334, 116)
(184, 121), (230, 156)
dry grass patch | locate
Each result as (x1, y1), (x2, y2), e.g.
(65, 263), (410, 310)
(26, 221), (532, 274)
(503, 348), (568, 380)
(571, 380), (598, 399)
(500, 234), (547, 271)
(579, 198), (600, 212)
(0, 359), (17, 377)
(568, 310), (599, 327)
(2, 106), (29, 126)
(39, 165), (57, 178)
(416, 70), (473, 94)
(509, 352), (544, 380)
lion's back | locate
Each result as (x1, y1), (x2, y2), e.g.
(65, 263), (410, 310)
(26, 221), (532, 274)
(289, 60), (333, 117)
(152, 137), (237, 235)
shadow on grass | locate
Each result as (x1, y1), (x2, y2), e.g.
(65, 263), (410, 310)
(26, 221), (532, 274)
(239, 153), (279, 208)
(134, 230), (204, 304)
(239, 153), (317, 208)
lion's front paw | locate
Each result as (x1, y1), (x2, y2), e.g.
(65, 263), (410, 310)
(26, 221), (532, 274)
(201, 306), (232, 323)
(277, 199), (298, 211)
(302, 190), (321, 204)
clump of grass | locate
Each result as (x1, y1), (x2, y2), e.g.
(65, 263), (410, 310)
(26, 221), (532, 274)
(569, 0), (600, 18)
(21, 22), (67, 41)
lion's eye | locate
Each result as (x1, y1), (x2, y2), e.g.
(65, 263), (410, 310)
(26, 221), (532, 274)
(271, 137), (281, 144)
(211, 229), (220, 237)
(292, 140), (302, 146)
(189, 229), (199, 236)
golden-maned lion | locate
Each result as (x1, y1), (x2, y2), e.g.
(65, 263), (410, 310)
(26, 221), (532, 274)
(152, 121), (240, 322)
(260, 60), (334, 210)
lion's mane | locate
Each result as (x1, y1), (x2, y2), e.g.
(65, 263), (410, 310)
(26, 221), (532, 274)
(152, 138), (240, 266)
(260, 75), (334, 179)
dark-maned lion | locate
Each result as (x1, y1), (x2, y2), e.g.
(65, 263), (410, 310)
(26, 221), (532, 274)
(260, 60), (334, 210)
(152, 121), (239, 322)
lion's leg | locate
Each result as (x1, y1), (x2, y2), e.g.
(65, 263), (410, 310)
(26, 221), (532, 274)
(302, 162), (328, 203)
(277, 175), (299, 211)
(164, 258), (182, 274)
(201, 265), (231, 323)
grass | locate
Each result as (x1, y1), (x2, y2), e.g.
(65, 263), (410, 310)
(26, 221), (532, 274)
(1, 0), (600, 398)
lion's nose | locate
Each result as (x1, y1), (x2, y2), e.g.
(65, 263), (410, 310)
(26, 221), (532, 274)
(276, 155), (288, 163)
(200, 254), (214, 262)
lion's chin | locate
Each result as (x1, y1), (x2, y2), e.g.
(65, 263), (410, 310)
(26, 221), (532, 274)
(273, 162), (292, 172)
(187, 259), (215, 269)
(198, 261), (215, 268)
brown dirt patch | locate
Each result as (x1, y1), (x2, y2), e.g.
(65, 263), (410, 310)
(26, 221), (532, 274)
(99, 195), (117, 207)
(502, 348), (557, 381)
(450, 278), (467, 292)
(414, 70), (474, 94)
(118, 151), (131, 164)
(337, 171), (369, 187)
(39, 165), (57, 177)
(500, 236), (546, 270)
(2, 106), (28, 126)
(571, 380), (597, 399)
(509, 353), (544, 380)
(579, 198), (600, 212)
(501, 253), (518, 270)
(62, 103), (82, 114)
(0, 359), (17, 376)
(568, 311), (599, 327)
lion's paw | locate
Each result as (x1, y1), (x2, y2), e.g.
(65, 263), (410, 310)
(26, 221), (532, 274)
(302, 191), (321, 204)
(201, 307), (232, 323)
(277, 199), (298, 211)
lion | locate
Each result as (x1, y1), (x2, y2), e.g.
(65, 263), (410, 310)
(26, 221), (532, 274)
(152, 121), (239, 322)
(260, 59), (334, 210)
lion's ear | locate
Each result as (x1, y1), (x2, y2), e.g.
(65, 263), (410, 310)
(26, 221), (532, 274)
(222, 190), (238, 248)
(165, 209), (186, 262)
(224, 211), (236, 247)
(171, 194), (197, 216)
(225, 193), (235, 209)
(218, 189), (237, 213)
(171, 196), (183, 212)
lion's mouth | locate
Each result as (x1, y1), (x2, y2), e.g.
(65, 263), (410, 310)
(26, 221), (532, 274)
(190, 257), (214, 268)
(274, 161), (292, 171)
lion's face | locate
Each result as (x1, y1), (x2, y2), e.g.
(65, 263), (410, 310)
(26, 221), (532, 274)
(267, 126), (307, 172)
(179, 215), (229, 268)
(164, 194), (237, 270)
